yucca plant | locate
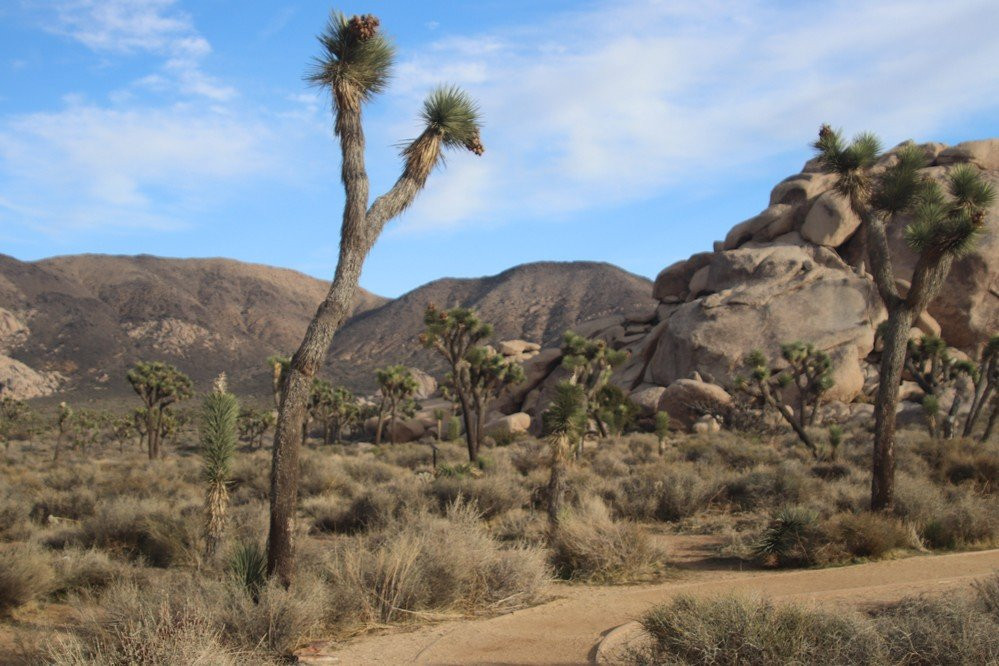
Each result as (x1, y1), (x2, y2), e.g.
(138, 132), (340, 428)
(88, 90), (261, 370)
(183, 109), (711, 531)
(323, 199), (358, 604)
(543, 382), (588, 528)
(200, 373), (239, 560)
(268, 11), (484, 585)
(228, 540), (267, 603)
(754, 506), (822, 567)
(813, 126), (996, 510)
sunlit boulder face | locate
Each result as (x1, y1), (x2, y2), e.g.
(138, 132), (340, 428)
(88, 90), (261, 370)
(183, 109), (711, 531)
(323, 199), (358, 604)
(514, 138), (997, 428)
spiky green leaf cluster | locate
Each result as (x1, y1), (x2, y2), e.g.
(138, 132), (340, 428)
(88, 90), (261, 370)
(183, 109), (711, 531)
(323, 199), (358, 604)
(200, 389), (238, 486)
(904, 164), (995, 256)
(420, 304), (492, 350)
(375, 365), (419, 401)
(543, 381), (587, 438)
(126, 361), (193, 407)
(812, 125), (881, 200)
(420, 85), (482, 149)
(307, 11), (394, 105)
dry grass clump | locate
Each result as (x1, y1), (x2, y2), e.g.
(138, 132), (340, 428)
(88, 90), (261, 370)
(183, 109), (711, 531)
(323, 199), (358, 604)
(605, 462), (722, 522)
(721, 462), (815, 511)
(430, 472), (529, 519)
(633, 574), (999, 665)
(305, 477), (429, 534)
(49, 572), (325, 664)
(828, 512), (914, 558)
(919, 491), (999, 549)
(50, 548), (129, 599)
(550, 497), (668, 583)
(633, 594), (881, 665)
(75, 498), (200, 567)
(323, 501), (548, 627)
(0, 543), (54, 615)
(0, 493), (32, 541)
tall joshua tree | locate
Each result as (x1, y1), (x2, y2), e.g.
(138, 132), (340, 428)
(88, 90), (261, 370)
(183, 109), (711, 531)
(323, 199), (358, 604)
(268, 12), (483, 585)
(814, 126), (995, 511)
(543, 381), (587, 528)
(200, 373), (238, 559)
(420, 305), (493, 460)
(126, 361), (193, 460)
(374, 365), (418, 445)
(560, 331), (627, 439)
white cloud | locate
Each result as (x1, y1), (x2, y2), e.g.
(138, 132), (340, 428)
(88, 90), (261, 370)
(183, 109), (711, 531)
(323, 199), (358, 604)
(389, 0), (999, 232)
(44, 0), (231, 101)
(0, 101), (272, 233)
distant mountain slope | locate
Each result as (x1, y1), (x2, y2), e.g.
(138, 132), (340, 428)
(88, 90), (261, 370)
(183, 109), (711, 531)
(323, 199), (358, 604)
(0, 256), (654, 398)
(325, 261), (656, 390)
(0, 254), (386, 398)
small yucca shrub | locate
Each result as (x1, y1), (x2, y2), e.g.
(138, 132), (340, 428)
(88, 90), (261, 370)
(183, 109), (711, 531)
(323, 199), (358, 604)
(228, 541), (267, 602)
(754, 506), (823, 567)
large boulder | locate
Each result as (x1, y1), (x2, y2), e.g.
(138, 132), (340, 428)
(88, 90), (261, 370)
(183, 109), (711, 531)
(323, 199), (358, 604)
(800, 190), (861, 247)
(484, 412), (531, 438)
(653, 253), (712, 302)
(408, 368), (437, 400)
(498, 339), (541, 356)
(648, 244), (883, 401)
(0, 355), (63, 399)
(629, 384), (667, 416)
(935, 139), (999, 170)
(657, 378), (733, 430)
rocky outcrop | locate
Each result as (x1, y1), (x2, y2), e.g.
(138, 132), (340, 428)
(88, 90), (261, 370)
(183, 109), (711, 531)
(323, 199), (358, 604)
(505, 137), (997, 433)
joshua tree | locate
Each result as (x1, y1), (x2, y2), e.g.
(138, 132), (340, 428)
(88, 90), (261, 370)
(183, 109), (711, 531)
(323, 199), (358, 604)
(655, 411), (671, 456)
(905, 334), (976, 438)
(465, 346), (525, 451)
(126, 361), (193, 460)
(374, 365), (418, 445)
(267, 12), (483, 585)
(542, 382), (587, 528)
(420, 305), (493, 460)
(200, 374), (239, 559)
(266, 355), (291, 410)
(0, 397), (28, 453)
(593, 384), (637, 437)
(963, 336), (999, 438)
(309, 379), (358, 444)
(54, 401), (73, 463)
(107, 416), (135, 454)
(736, 343), (834, 457)
(560, 331), (628, 438)
(814, 126), (994, 510)
(238, 408), (275, 448)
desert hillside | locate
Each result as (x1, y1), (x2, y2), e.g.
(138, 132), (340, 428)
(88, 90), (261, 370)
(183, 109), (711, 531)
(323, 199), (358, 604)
(0, 256), (653, 398)
(0, 254), (386, 398)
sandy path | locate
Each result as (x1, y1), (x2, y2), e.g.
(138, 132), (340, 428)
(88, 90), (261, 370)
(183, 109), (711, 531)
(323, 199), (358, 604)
(316, 548), (999, 665)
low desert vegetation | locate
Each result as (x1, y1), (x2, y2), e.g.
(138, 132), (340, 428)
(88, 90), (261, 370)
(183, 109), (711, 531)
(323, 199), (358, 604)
(630, 573), (999, 665)
(0, 411), (994, 661)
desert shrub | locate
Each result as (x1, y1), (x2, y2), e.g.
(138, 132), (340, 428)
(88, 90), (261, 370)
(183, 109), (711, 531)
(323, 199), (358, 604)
(874, 595), (999, 665)
(0, 494), (31, 541)
(48, 580), (241, 665)
(30, 487), (98, 522)
(634, 594), (881, 665)
(827, 512), (913, 558)
(0, 542), (54, 615)
(488, 508), (547, 545)
(78, 498), (199, 567)
(919, 491), (998, 549)
(228, 453), (271, 502)
(753, 506), (827, 567)
(217, 577), (326, 658)
(298, 454), (358, 498)
(976, 573), (999, 619)
(723, 463), (812, 511)
(679, 432), (781, 470)
(339, 457), (406, 486)
(607, 463), (720, 522)
(50, 548), (127, 599)
(306, 478), (428, 534)
(810, 462), (851, 481)
(550, 497), (667, 583)
(430, 473), (529, 519)
(892, 472), (947, 524)
(322, 502), (547, 626)
(507, 438), (549, 475)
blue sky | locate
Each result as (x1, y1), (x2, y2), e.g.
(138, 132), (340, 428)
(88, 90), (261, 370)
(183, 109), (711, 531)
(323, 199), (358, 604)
(1, 1), (997, 298)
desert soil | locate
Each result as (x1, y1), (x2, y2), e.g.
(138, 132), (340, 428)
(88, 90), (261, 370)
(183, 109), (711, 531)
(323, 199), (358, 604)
(307, 540), (999, 665)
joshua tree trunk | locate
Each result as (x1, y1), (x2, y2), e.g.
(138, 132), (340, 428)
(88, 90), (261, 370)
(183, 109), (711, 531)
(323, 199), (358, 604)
(148, 408), (161, 460)
(871, 306), (913, 510)
(547, 434), (569, 528)
(458, 392), (477, 461)
(983, 399), (998, 442)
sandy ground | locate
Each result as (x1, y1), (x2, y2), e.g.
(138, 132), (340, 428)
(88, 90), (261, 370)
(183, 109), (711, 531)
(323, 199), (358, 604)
(310, 546), (999, 665)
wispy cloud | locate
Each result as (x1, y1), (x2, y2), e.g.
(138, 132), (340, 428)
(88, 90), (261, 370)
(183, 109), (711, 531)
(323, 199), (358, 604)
(389, 0), (999, 233)
(44, 0), (234, 101)
(0, 100), (274, 233)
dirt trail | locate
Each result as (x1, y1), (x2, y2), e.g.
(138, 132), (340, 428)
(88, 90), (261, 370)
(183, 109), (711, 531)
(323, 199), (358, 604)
(315, 548), (999, 665)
